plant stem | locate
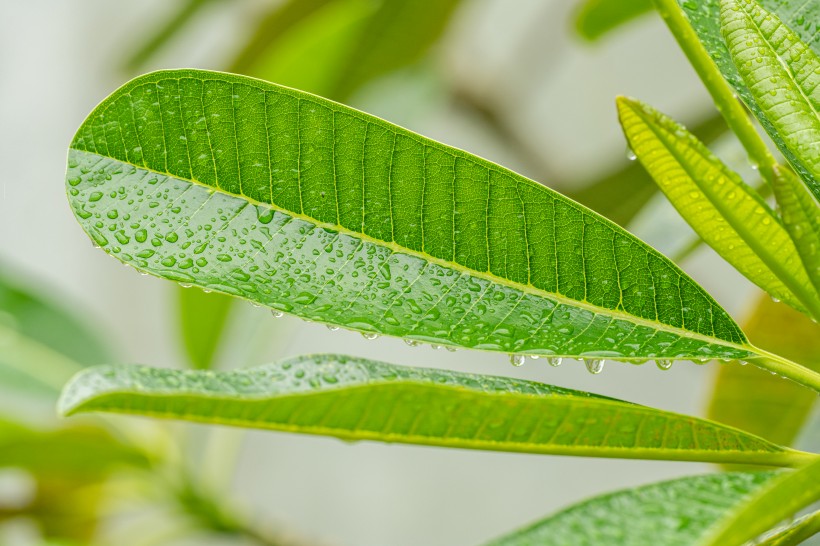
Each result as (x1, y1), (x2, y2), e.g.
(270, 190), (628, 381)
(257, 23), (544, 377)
(748, 347), (820, 394)
(652, 0), (780, 186)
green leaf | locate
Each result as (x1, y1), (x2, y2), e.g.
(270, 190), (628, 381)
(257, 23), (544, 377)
(65, 69), (820, 388)
(58, 355), (813, 465)
(574, 0), (654, 41)
(673, 0), (820, 201)
(485, 471), (778, 546)
(720, 0), (820, 195)
(617, 96), (820, 319)
(701, 456), (820, 545)
(177, 286), (234, 370)
(708, 294), (820, 450)
(758, 510), (820, 546)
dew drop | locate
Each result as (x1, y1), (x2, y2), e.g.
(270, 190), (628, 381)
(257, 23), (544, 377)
(509, 354), (526, 367)
(179, 283), (192, 288)
(739, 360), (748, 366)
(771, 296), (780, 303)
(361, 332), (379, 340)
(431, 344), (443, 351)
(404, 339), (420, 347)
(445, 346), (457, 352)
(271, 310), (284, 318)
(326, 324), (339, 331)
(655, 359), (672, 370)
(547, 357), (563, 367)
(626, 146), (637, 161)
(585, 358), (605, 374)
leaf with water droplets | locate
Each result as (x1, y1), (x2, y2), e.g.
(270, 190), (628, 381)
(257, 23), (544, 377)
(65, 69), (820, 388)
(58, 355), (814, 465)
(674, 0), (820, 200)
(486, 471), (779, 546)
(617, 96), (820, 320)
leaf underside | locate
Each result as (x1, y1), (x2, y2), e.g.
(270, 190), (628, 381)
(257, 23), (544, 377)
(58, 355), (806, 465)
(66, 69), (756, 364)
(485, 471), (778, 546)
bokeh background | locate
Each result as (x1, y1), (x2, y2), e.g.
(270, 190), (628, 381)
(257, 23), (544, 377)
(1, 1), (817, 545)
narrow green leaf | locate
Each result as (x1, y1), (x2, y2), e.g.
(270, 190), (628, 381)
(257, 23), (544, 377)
(758, 510), (820, 546)
(58, 355), (812, 465)
(701, 456), (820, 545)
(485, 471), (778, 546)
(65, 70), (820, 389)
(708, 294), (820, 450)
(720, 0), (820, 193)
(574, 0), (654, 41)
(177, 286), (234, 370)
(673, 0), (820, 200)
(617, 96), (820, 319)
(772, 165), (820, 296)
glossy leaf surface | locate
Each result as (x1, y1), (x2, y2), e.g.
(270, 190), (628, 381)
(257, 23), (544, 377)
(617, 96), (820, 318)
(486, 471), (778, 546)
(66, 69), (781, 368)
(58, 355), (811, 465)
(702, 456), (820, 545)
(675, 0), (820, 200)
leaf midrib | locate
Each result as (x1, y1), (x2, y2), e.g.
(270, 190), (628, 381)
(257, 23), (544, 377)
(71, 148), (755, 358)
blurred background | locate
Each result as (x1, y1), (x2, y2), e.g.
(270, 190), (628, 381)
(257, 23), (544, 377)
(1, 1), (817, 545)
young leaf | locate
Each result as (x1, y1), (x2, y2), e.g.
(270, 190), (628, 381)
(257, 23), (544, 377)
(65, 69), (820, 389)
(574, 0), (654, 42)
(58, 355), (813, 466)
(701, 456), (820, 545)
(485, 471), (778, 546)
(720, 0), (820, 192)
(672, 0), (820, 200)
(617, 96), (820, 319)
(177, 286), (234, 370)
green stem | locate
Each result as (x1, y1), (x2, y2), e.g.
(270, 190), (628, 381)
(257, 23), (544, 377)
(748, 346), (820, 393)
(652, 0), (780, 186)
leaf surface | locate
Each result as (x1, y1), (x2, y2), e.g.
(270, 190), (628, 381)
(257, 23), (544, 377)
(485, 471), (778, 546)
(617, 96), (820, 318)
(574, 0), (654, 41)
(675, 0), (820, 200)
(177, 286), (234, 370)
(58, 355), (811, 465)
(758, 510), (820, 546)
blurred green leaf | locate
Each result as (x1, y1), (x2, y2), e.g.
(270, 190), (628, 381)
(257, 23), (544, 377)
(485, 471), (777, 546)
(58, 355), (813, 466)
(702, 456), (820, 545)
(177, 287), (234, 370)
(758, 510), (820, 545)
(574, 0), (654, 41)
(708, 295), (820, 450)
(617, 96), (820, 319)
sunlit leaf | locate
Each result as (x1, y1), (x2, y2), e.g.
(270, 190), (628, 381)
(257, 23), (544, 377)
(486, 471), (777, 546)
(617, 96), (820, 319)
(58, 355), (812, 465)
(574, 0), (654, 41)
(177, 286), (234, 370)
(757, 509), (820, 546)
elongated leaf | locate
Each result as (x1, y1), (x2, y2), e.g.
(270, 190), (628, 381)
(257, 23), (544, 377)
(574, 0), (654, 41)
(708, 294), (820, 449)
(772, 165), (820, 296)
(617, 96), (820, 319)
(675, 0), (820, 200)
(177, 287), (234, 370)
(702, 456), (820, 545)
(65, 69), (820, 387)
(486, 471), (778, 546)
(58, 355), (812, 465)
(759, 510), (820, 546)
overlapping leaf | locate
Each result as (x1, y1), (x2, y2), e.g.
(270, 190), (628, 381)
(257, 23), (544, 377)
(758, 510), (820, 546)
(177, 287), (234, 370)
(58, 355), (811, 465)
(574, 0), (654, 41)
(485, 471), (778, 546)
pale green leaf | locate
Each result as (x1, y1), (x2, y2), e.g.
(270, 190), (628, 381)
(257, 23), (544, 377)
(758, 510), (820, 546)
(64, 69), (820, 389)
(177, 286), (234, 370)
(674, 0), (820, 200)
(617, 96), (820, 319)
(701, 456), (820, 545)
(57, 355), (812, 465)
(485, 471), (778, 546)
(574, 0), (654, 41)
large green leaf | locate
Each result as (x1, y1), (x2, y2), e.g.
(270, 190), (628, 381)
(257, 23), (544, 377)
(617, 96), (820, 319)
(701, 456), (820, 545)
(485, 471), (778, 546)
(708, 294), (820, 450)
(58, 355), (812, 465)
(574, 0), (654, 41)
(674, 0), (820, 200)
(65, 69), (820, 387)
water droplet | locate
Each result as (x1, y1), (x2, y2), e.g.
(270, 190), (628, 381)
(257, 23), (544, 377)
(770, 296), (780, 303)
(179, 283), (192, 288)
(361, 332), (379, 340)
(739, 360), (748, 366)
(656, 359), (672, 370)
(404, 339), (420, 347)
(547, 357), (562, 367)
(431, 344), (443, 351)
(585, 359), (604, 374)
(445, 346), (457, 352)
(271, 310), (284, 318)
(509, 354), (525, 367)
(626, 146), (637, 161)
(326, 324), (339, 331)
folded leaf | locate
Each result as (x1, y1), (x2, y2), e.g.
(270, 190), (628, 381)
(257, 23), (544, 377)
(58, 355), (812, 466)
(574, 0), (654, 41)
(617, 96), (820, 319)
(485, 471), (778, 546)
(701, 456), (820, 545)
(674, 0), (820, 200)
(720, 0), (820, 195)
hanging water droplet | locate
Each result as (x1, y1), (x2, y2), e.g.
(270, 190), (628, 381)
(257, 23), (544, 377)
(655, 359), (672, 370)
(270, 310), (284, 318)
(739, 360), (748, 366)
(510, 354), (526, 367)
(547, 357), (562, 367)
(326, 324), (339, 331)
(626, 146), (637, 161)
(445, 346), (457, 352)
(530, 355), (539, 360)
(404, 339), (420, 347)
(361, 332), (379, 340)
(179, 283), (192, 288)
(585, 359), (604, 374)
(770, 296), (780, 303)
(431, 344), (442, 350)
